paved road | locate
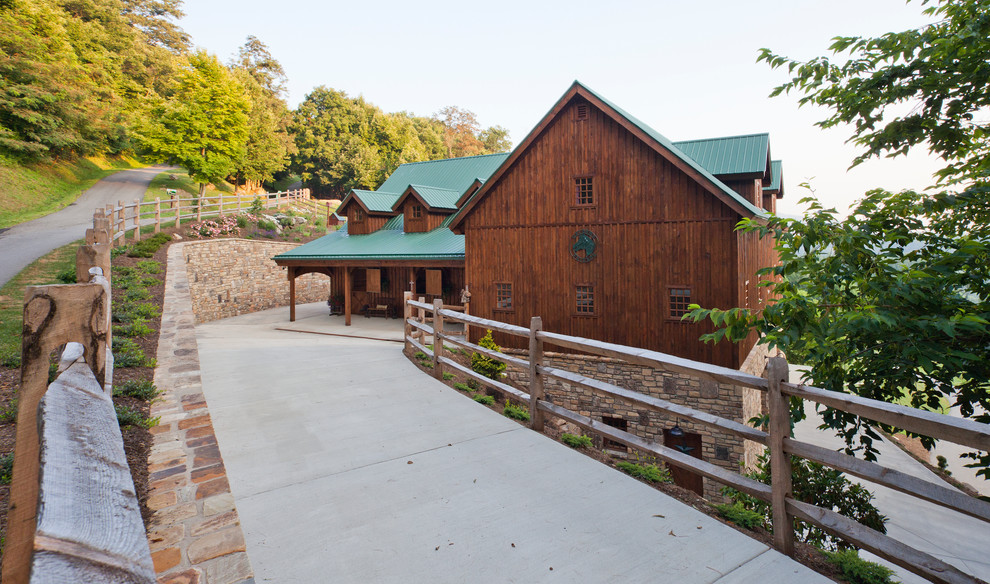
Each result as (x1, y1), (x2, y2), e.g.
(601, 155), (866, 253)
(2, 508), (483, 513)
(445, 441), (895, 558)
(192, 302), (831, 583)
(0, 164), (171, 288)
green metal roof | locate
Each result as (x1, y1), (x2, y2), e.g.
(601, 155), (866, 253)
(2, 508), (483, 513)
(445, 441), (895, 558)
(377, 153), (509, 194)
(672, 134), (770, 177)
(273, 215), (464, 261)
(343, 189), (401, 213)
(764, 160), (783, 193)
(400, 185), (462, 210)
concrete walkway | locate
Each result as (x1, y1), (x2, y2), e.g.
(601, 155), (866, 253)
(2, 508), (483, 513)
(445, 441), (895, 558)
(194, 302), (830, 583)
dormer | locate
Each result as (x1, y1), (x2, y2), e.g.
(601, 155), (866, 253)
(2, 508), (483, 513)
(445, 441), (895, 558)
(673, 133), (773, 210)
(337, 189), (400, 235)
(762, 160), (784, 214)
(391, 185), (460, 234)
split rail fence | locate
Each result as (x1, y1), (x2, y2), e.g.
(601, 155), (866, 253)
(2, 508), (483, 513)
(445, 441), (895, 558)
(403, 293), (990, 584)
(1, 215), (155, 583)
(98, 188), (318, 245)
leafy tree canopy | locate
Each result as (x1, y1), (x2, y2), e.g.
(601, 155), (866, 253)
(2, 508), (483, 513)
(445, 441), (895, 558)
(138, 51), (249, 195)
(691, 0), (990, 477)
(433, 105), (512, 158)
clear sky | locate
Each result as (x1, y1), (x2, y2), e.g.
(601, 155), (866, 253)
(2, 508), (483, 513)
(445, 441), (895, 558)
(179, 0), (942, 217)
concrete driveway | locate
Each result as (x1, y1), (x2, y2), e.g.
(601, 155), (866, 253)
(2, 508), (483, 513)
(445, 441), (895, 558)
(194, 302), (830, 583)
(0, 164), (171, 288)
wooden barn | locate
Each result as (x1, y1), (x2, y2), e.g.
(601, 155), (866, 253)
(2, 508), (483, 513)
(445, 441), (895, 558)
(276, 81), (783, 370)
(449, 81), (783, 369)
(273, 154), (509, 323)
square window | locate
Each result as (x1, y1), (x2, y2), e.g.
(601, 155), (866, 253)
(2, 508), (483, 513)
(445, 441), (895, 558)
(575, 177), (594, 206)
(354, 208), (365, 222)
(495, 282), (512, 311)
(576, 284), (595, 315)
(669, 287), (691, 319)
(412, 204), (423, 219)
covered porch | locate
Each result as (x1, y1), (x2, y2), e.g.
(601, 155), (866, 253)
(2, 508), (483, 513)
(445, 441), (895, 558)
(279, 260), (466, 326)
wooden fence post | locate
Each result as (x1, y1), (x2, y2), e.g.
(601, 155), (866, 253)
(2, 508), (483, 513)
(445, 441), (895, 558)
(528, 316), (545, 431)
(133, 199), (141, 242)
(196, 195), (202, 222)
(1, 281), (109, 583)
(767, 356), (795, 556)
(237, 193), (242, 213)
(155, 198), (161, 233)
(403, 291), (413, 354)
(175, 197), (181, 228)
(432, 299), (444, 379)
(417, 297), (426, 341)
(219, 191), (224, 218)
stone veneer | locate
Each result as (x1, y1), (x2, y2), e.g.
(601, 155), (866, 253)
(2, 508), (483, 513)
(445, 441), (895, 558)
(147, 242), (255, 584)
(182, 238), (330, 323)
(506, 344), (772, 501)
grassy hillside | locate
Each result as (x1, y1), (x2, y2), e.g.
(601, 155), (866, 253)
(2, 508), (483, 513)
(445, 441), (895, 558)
(0, 155), (145, 228)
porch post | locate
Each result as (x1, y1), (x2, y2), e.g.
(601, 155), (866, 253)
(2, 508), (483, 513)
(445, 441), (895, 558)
(344, 267), (352, 326)
(288, 266), (296, 322)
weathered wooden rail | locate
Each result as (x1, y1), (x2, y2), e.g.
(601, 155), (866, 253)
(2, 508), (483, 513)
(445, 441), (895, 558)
(1, 219), (155, 583)
(403, 293), (990, 584)
(97, 187), (313, 245)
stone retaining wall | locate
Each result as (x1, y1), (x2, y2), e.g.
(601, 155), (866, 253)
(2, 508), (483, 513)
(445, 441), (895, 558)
(182, 239), (330, 323)
(506, 347), (769, 501)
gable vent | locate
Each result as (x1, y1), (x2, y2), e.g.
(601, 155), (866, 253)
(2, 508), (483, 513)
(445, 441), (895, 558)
(576, 103), (589, 120)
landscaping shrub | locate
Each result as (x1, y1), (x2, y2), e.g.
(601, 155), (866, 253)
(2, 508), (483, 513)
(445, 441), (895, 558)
(442, 372), (454, 381)
(236, 214), (249, 228)
(249, 196), (264, 215)
(615, 461), (671, 484)
(127, 232), (171, 258)
(471, 330), (506, 380)
(715, 502), (766, 530)
(191, 216), (239, 238)
(257, 218), (277, 231)
(112, 336), (155, 367)
(503, 402), (530, 421)
(113, 379), (161, 401)
(824, 550), (897, 584)
(561, 433), (593, 448)
(453, 382), (473, 392)
(115, 319), (153, 338)
(473, 395), (495, 405)
(0, 453), (12, 485)
(115, 403), (159, 429)
(55, 268), (77, 284)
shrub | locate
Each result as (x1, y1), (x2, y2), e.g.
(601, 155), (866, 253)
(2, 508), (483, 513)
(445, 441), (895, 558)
(113, 337), (154, 367)
(1, 352), (20, 368)
(0, 399), (17, 423)
(615, 461), (671, 484)
(113, 380), (161, 401)
(471, 330), (506, 380)
(715, 502), (766, 530)
(824, 550), (897, 584)
(723, 452), (887, 551)
(115, 319), (153, 338)
(115, 404), (159, 429)
(236, 214), (249, 228)
(124, 287), (152, 302)
(249, 196), (264, 215)
(414, 351), (428, 360)
(473, 395), (495, 405)
(503, 402), (530, 421)
(0, 453), (12, 485)
(136, 260), (163, 274)
(561, 433), (593, 448)
(55, 268), (76, 284)
(192, 216), (239, 238)
(277, 215), (293, 228)
(127, 233), (171, 258)
(442, 372), (454, 381)
(257, 219), (277, 231)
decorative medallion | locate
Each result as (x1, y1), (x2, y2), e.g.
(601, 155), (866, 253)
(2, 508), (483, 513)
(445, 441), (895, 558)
(570, 229), (598, 263)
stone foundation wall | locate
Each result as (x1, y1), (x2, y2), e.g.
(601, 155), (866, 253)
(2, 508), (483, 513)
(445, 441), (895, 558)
(506, 351), (752, 501)
(739, 342), (773, 471)
(182, 239), (330, 323)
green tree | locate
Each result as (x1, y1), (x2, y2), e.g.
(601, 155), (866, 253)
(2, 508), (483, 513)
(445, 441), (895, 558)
(690, 0), (990, 476)
(479, 124), (511, 153)
(138, 51), (249, 197)
(230, 37), (293, 191)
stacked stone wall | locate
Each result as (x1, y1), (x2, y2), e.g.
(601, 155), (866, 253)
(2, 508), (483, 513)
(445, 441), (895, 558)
(506, 351), (757, 501)
(182, 239), (330, 323)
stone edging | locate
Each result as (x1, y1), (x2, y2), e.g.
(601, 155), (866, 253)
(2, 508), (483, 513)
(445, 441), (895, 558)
(145, 242), (255, 584)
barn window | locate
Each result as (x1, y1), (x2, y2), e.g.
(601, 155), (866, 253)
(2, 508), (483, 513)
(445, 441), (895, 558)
(669, 287), (692, 319)
(575, 284), (595, 315)
(575, 176), (594, 206)
(495, 282), (513, 311)
(412, 204), (423, 219)
(354, 208), (365, 223)
(576, 103), (589, 121)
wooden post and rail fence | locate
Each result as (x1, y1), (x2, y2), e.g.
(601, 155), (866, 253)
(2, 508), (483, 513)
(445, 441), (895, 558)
(96, 188), (314, 246)
(1, 214), (155, 583)
(403, 293), (990, 584)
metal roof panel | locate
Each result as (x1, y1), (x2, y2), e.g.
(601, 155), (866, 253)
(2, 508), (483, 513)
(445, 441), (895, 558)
(672, 134), (770, 177)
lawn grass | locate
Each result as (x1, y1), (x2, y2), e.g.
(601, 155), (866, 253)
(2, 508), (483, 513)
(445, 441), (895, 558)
(271, 174), (302, 192)
(0, 241), (82, 365)
(0, 154), (144, 228)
